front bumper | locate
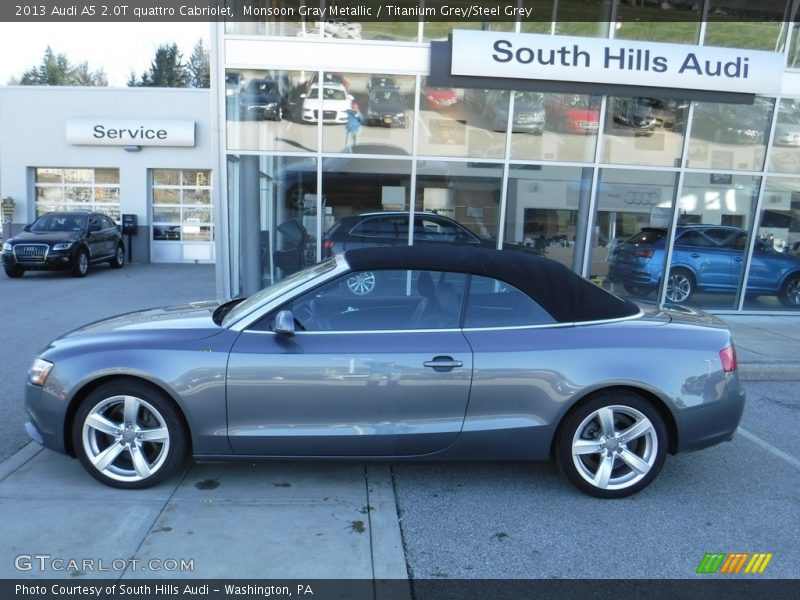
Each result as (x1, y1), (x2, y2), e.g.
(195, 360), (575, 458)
(25, 382), (69, 454)
(3, 249), (73, 271)
(367, 113), (406, 127)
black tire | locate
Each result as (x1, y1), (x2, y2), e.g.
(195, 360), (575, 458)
(556, 392), (668, 499)
(778, 273), (800, 307)
(665, 268), (694, 304)
(72, 380), (189, 489)
(4, 265), (24, 278)
(72, 248), (89, 278)
(109, 244), (125, 269)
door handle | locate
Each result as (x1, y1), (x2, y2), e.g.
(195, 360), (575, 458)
(423, 356), (463, 370)
(691, 253), (701, 258)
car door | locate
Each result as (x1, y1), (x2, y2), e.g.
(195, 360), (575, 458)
(673, 229), (733, 290)
(225, 269), (473, 457)
(85, 214), (108, 259)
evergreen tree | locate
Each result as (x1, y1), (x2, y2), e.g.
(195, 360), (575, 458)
(130, 43), (189, 88)
(187, 39), (211, 88)
(15, 47), (106, 86)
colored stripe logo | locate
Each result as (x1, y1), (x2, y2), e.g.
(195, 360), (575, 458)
(697, 553), (773, 574)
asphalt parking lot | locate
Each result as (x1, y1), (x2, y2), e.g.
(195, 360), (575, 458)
(0, 262), (797, 584)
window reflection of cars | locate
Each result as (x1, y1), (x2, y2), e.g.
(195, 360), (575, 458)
(301, 84), (354, 124)
(367, 75), (399, 93)
(608, 225), (800, 307)
(484, 90), (545, 134)
(366, 90), (406, 128)
(240, 78), (285, 121)
(610, 97), (658, 135)
(421, 85), (458, 109)
(692, 103), (767, 144)
(544, 94), (601, 134)
(773, 108), (800, 147)
(322, 211), (488, 257)
(306, 72), (350, 92)
(225, 72), (243, 97)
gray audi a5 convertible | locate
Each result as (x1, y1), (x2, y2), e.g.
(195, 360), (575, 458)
(24, 245), (745, 498)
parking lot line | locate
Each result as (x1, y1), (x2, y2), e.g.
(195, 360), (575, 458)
(737, 426), (800, 470)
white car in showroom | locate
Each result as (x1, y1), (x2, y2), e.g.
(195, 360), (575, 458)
(301, 83), (354, 124)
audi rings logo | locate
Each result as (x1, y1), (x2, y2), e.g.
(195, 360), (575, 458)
(624, 191), (661, 206)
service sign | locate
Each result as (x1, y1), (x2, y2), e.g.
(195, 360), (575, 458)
(66, 119), (196, 147)
(450, 30), (784, 96)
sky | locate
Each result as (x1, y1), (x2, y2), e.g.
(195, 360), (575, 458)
(0, 23), (211, 87)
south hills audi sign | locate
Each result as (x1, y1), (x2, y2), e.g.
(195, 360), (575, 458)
(450, 30), (784, 96)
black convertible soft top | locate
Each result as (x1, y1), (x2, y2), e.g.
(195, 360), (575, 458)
(344, 245), (640, 323)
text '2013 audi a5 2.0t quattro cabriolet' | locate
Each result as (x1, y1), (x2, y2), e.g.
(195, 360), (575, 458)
(24, 246), (745, 498)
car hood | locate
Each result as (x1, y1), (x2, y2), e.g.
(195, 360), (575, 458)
(62, 300), (223, 339)
(370, 99), (405, 112)
(9, 231), (82, 244)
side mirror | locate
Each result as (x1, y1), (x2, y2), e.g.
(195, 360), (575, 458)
(274, 310), (295, 336)
(23, 225), (31, 232)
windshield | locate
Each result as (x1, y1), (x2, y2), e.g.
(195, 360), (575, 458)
(221, 258), (338, 327)
(30, 214), (87, 232)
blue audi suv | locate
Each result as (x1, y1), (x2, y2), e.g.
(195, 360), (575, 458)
(608, 225), (800, 307)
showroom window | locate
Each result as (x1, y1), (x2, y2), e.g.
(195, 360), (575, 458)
(152, 169), (213, 244)
(34, 168), (120, 220)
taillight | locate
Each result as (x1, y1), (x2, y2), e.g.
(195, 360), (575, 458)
(720, 345), (737, 373)
(322, 239), (334, 251)
(633, 248), (654, 259)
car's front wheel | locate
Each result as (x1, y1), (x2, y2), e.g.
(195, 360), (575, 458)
(666, 268), (694, 304)
(109, 244), (125, 269)
(779, 273), (800, 307)
(556, 392), (667, 498)
(72, 249), (89, 277)
(72, 380), (189, 489)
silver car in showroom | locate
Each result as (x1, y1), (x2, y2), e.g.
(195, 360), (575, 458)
(24, 246), (745, 498)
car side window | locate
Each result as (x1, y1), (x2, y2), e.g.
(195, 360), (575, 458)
(88, 215), (101, 231)
(414, 218), (461, 242)
(102, 216), (116, 230)
(277, 269), (467, 332)
(464, 275), (556, 328)
(677, 231), (714, 247)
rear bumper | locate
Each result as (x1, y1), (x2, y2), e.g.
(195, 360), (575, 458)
(675, 375), (746, 453)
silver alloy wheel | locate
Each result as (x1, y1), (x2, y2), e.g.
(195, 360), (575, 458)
(785, 277), (800, 306)
(666, 272), (692, 303)
(116, 246), (124, 265)
(571, 405), (658, 491)
(81, 395), (170, 483)
(347, 271), (376, 295)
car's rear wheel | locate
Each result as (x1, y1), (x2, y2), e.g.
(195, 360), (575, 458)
(72, 380), (189, 489)
(72, 249), (89, 277)
(556, 393), (667, 498)
(346, 271), (376, 295)
(666, 268), (694, 303)
(109, 244), (125, 269)
(778, 273), (800, 307)
(4, 265), (24, 278)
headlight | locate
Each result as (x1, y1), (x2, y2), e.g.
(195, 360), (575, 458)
(2, 242), (10, 252)
(29, 358), (54, 386)
(52, 242), (74, 251)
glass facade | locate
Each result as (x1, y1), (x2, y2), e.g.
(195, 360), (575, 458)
(218, 0), (800, 313)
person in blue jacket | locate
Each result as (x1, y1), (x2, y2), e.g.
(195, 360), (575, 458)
(344, 102), (363, 152)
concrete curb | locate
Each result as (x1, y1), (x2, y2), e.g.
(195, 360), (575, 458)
(738, 363), (800, 382)
(367, 465), (410, 581)
(0, 442), (42, 484)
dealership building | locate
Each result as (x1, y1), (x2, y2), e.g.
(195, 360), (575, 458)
(3, 1), (800, 314)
